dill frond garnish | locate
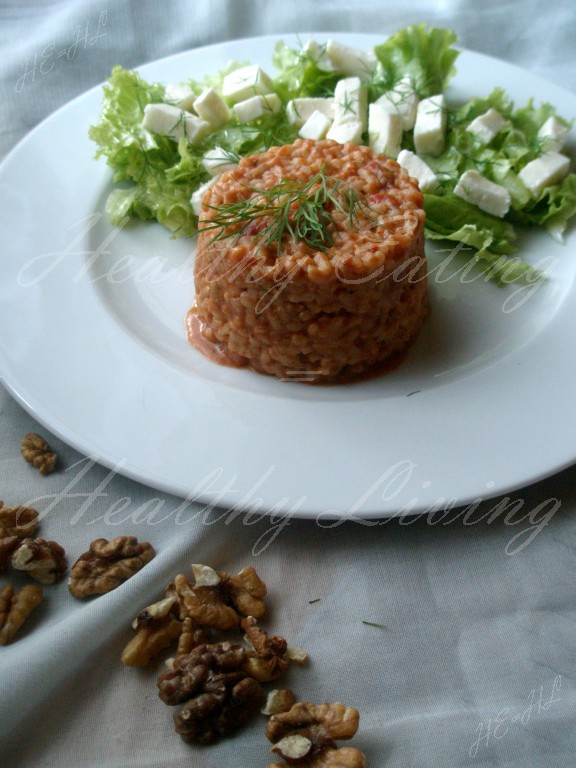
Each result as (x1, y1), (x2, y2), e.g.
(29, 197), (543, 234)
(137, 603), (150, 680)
(199, 166), (376, 257)
(361, 620), (388, 629)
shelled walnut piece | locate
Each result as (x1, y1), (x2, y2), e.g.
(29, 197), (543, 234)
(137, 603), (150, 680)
(122, 563), (269, 667)
(10, 538), (67, 584)
(68, 536), (155, 598)
(121, 595), (187, 667)
(0, 503), (39, 538)
(157, 641), (265, 744)
(0, 583), (43, 644)
(152, 616), (303, 745)
(261, 689), (298, 716)
(266, 702), (366, 768)
(0, 537), (20, 571)
(242, 615), (290, 682)
(20, 432), (57, 475)
(172, 564), (267, 629)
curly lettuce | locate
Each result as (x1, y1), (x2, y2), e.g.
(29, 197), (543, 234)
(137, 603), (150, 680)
(89, 26), (575, 283)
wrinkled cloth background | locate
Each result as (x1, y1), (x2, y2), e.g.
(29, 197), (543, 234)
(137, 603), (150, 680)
(1, 1), (576, 766)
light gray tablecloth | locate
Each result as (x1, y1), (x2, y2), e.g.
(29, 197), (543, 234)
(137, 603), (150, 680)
(1, 2), (575, 766)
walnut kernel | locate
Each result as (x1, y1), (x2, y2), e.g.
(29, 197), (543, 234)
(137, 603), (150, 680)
(285, 646), (310, 665)
(157, 641), (265, 743)
(0, 583), (43, 644)
(227, 566), (267, 618)
(0, 537), (20, 571)
(268, 746), (367, 768)
(0, 503), (39, 538)
(176, 616), (211, 656)
(20, 432), (57, 475)
(122, 595), (182, 667)
(172, 573), (240, 630)
(11, 538), (67, 584)
(241, 615), (289, 682)
(266, 702), (365, 767)
(68, 536), (155, 598)
(261, 689), (298, 716)
(272, 734), (313, 760)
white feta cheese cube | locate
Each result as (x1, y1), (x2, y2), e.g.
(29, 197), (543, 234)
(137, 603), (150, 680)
(454, 170), (511, 218)
(466, 108), (507, 144)
(326, 121), (364, 144)
(413, 95), (447, 157)
(302, 39), (335, 71)
(142, 103), (210, 144)
(326, 76), (367, 145)
(376, 76), (419, 130)
(201, 147), (239, 176)
(193, 88), (230, 127)
(190, 177), (218, 216)
(232, 93), (282, 123)
(222, 65), (274, 103)
(397, 149), (438, 192)
(143, 103), (189, 139)
(233, 93), (282, 123)
(286, 97), (334, 127)
(164, 84), (197, 112)
(183, 115), (212, 144)
(537, 116), (569, 152)
(368, 103), (402, 158)
(518, 151), (571, 197)
(325, 39), (377, 81)
(298, 109), (333, 140)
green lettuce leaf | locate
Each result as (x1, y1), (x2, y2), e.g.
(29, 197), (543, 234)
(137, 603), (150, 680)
(272, 40), (341, 100)
(373, 24), (459, 97)
(423, 193), (543, 284)
(89, 66), (200, 235)
(422, 87), (576, 245)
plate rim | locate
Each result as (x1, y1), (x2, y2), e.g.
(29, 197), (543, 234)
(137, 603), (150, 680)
(1, 32), (576, 519)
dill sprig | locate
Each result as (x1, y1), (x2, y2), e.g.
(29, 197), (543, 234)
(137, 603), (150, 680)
(199, 166), (376, 257)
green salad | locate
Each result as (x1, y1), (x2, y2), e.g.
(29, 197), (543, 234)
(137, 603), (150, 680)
(89, 24), (576, 284)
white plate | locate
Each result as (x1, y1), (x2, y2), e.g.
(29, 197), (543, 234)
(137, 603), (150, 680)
(1, 33), (575, 519)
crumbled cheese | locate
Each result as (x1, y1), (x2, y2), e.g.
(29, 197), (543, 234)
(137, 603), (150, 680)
(222, 65), (274, 103)
(182, 116), (212, 144)
(466, 108), (507, 144)
(537, 116), (569, 153)
(302, 39), (335, 71)
(375, 76), (419, 131)
(164, 84), (197, 112)
(233, 93), (282, 122)
(286, 97), (334, 127)
(193, 88), (230, 127)
(326, 76), (367, 145)
(397, 149), (438, 192)
(142, 103), (210, 144)
(454, 170), (511, 217)
(413, 95), (447, 156)
(368, 103), (402, 158)
(201, 147), (239, 176)
(190, 177), (218, 215)
(298, 109), (333, 140)
(518, 151), (571, 196)
(325, 39), (377, 81)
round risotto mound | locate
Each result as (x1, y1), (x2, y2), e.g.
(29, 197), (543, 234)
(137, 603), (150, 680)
(191, 139), (428, 383)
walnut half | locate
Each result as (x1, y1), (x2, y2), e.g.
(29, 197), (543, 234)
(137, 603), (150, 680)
(121, 595), (183, 667)
(0, 503), (39, 538)
(157, 641), (265, 744)
(170, 564), (267, 631)
(266, 701), (366, 768)
(68, 536), (155, 598)
(20, 433), (57, 475)
(0, 583), (43, 644)
(10, 538), (67, 584)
